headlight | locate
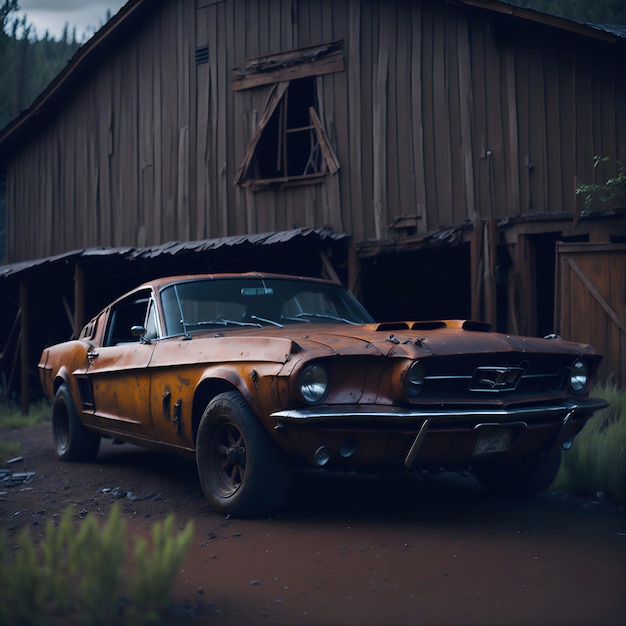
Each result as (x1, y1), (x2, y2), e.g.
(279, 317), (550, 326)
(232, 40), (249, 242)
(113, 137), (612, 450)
(569, 359), (588, 393)
(299, 363), (329, 403)
(406, 361), (425, 402)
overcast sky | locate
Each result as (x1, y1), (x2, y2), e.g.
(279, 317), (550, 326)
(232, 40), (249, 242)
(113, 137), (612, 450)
(17, 0), (127, 41)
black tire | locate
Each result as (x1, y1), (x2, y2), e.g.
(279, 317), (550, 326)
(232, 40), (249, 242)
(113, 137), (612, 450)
(196, 391), (290, 518)
(52, 384), (101, 462)
(472, 451), (562, 498)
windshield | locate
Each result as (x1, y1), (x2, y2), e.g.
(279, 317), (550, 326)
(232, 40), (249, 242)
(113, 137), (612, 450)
(160, 277), (374, 336)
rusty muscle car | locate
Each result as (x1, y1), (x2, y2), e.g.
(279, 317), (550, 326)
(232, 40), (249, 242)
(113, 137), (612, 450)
(39, 273), (608, 517)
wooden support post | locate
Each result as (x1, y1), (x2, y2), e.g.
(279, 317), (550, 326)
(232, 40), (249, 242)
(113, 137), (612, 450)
(483, 219), (498, 328)
(19, 279), (29, 415)
(348, 245), (363, 301)
(516, 234), (537, 337)
(74, 263), (85, 338)
(553, 242), (562, 335)
(470, 219), (483, 320)
(320, 250), (341, 284)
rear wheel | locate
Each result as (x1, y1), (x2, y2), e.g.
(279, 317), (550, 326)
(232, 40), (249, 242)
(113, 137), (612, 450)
(196, 391), (290, 517)
(52, 384), (100, 462)
(472, 451), (562, 498)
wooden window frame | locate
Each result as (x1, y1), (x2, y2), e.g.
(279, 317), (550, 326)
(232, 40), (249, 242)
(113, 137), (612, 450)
(231, 40), (344, 92)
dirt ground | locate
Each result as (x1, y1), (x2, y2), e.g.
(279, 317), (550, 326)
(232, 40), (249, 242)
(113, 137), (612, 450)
(2, 422), (626, 626)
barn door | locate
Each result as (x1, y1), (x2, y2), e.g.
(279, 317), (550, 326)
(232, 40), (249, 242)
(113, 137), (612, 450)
(555, 242), (626, 388)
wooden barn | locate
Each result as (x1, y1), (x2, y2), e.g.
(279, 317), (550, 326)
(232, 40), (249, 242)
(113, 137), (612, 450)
(0, 0), (625, 407)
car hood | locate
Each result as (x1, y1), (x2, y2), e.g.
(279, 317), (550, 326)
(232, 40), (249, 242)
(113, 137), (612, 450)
(182, 319), (598, 363)
(285, 321), (596, 358)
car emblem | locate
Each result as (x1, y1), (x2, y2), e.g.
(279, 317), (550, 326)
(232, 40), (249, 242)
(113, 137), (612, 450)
(469, 366), (525, 392)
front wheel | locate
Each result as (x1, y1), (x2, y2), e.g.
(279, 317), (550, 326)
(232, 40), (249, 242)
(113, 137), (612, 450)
(472, 451), (562, 498)
(52, 384), (101, 462)
(196, 391), (290, 518)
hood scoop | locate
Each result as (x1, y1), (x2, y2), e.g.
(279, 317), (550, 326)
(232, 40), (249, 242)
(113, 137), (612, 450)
(375, 320), (492, 333)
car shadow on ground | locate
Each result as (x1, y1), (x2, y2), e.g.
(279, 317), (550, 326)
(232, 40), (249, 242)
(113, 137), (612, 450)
(89, 437), (612, 528)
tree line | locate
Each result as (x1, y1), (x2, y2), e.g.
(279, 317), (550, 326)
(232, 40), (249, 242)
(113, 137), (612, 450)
(0, 0), (81, 131)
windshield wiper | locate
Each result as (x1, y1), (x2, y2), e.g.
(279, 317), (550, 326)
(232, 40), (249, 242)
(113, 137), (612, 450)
(293, 312), (359, 325)
(250, 315), (283, 327)
(194, 319), (262, 328)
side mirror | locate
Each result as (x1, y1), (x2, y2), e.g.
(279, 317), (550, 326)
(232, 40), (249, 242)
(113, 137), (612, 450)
(130, 325), (151, 344)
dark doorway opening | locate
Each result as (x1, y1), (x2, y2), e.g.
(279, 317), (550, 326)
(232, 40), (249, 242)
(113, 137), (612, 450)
(360, 245), (471, 322)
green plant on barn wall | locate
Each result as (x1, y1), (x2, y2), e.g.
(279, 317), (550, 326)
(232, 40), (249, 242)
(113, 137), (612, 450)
(576, 155), (626, 215)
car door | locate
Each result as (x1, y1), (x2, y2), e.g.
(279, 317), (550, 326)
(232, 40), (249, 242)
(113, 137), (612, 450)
(85, 289), (157, 439)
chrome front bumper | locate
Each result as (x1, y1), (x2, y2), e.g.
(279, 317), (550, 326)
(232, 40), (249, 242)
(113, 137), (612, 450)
(270, 397), (609, 423)
(271, 397), (609, 469)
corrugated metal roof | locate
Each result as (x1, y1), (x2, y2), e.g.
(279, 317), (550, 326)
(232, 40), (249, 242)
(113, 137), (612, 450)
(0, 228), (348, 280)
(591, 24), (626, 38)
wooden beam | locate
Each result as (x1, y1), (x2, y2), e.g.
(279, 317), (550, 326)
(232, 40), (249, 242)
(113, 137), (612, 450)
(320, 250), (341, 284)
(231, 42), (344, 91)
(348, 245), (363, 300)
(553, 243), (562, 334)
(309, 107), (340, 174)
(470, 220), (483, 320)
(232, 56), (344, 91)
(19, 279), (29, 415)
(483, 219), (498, 327)
(74, 263), (85, 338)
(516, 234), (537, 336)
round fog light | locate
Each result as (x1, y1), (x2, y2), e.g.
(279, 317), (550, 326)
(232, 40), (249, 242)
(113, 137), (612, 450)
(339, 438), (357, 458)
(314, 445), (333, 466)
(561, 439), (573, 451)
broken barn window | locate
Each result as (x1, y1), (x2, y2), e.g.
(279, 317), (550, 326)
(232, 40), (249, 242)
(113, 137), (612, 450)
(233, 42), (343, 190)
(234, 77), (339, 189)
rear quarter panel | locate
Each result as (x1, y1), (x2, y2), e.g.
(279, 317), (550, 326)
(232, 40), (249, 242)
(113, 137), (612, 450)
(38, 340), (93, 411)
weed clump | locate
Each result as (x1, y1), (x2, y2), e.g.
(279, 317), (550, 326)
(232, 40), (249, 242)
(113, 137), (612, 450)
(553, 382), (626, 504)
(0, 504), (194, 625)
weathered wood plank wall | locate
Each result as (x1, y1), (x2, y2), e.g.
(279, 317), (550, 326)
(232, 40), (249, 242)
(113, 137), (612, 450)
(4, 0), (626, 263)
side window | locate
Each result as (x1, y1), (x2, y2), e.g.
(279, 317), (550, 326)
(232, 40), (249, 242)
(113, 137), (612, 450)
(104, 291), (151, 346)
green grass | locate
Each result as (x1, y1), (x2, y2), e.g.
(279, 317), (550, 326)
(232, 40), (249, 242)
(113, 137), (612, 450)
(0, 397), (51, 464)
(0, 397), (51, 429)
(552, 382), (626, 504)
(0, 440), (21, 464)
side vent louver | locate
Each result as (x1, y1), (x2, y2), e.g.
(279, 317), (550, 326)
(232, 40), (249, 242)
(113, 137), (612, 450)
(195, 46), (209, 65)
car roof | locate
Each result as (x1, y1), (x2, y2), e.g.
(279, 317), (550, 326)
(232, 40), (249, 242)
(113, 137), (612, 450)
(139, 272), (335, 292)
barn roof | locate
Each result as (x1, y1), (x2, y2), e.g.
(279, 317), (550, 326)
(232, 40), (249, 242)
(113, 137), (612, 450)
(0, 0), (624, 165)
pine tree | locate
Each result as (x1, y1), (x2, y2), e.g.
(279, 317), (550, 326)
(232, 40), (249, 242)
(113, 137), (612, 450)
(0, 1), (80, 130)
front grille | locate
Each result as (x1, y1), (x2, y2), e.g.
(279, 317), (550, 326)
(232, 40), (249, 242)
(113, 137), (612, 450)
(419, 353), (570, 400)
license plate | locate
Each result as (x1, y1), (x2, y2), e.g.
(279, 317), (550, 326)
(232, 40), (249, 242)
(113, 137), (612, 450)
(473, 430), (513, 456)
